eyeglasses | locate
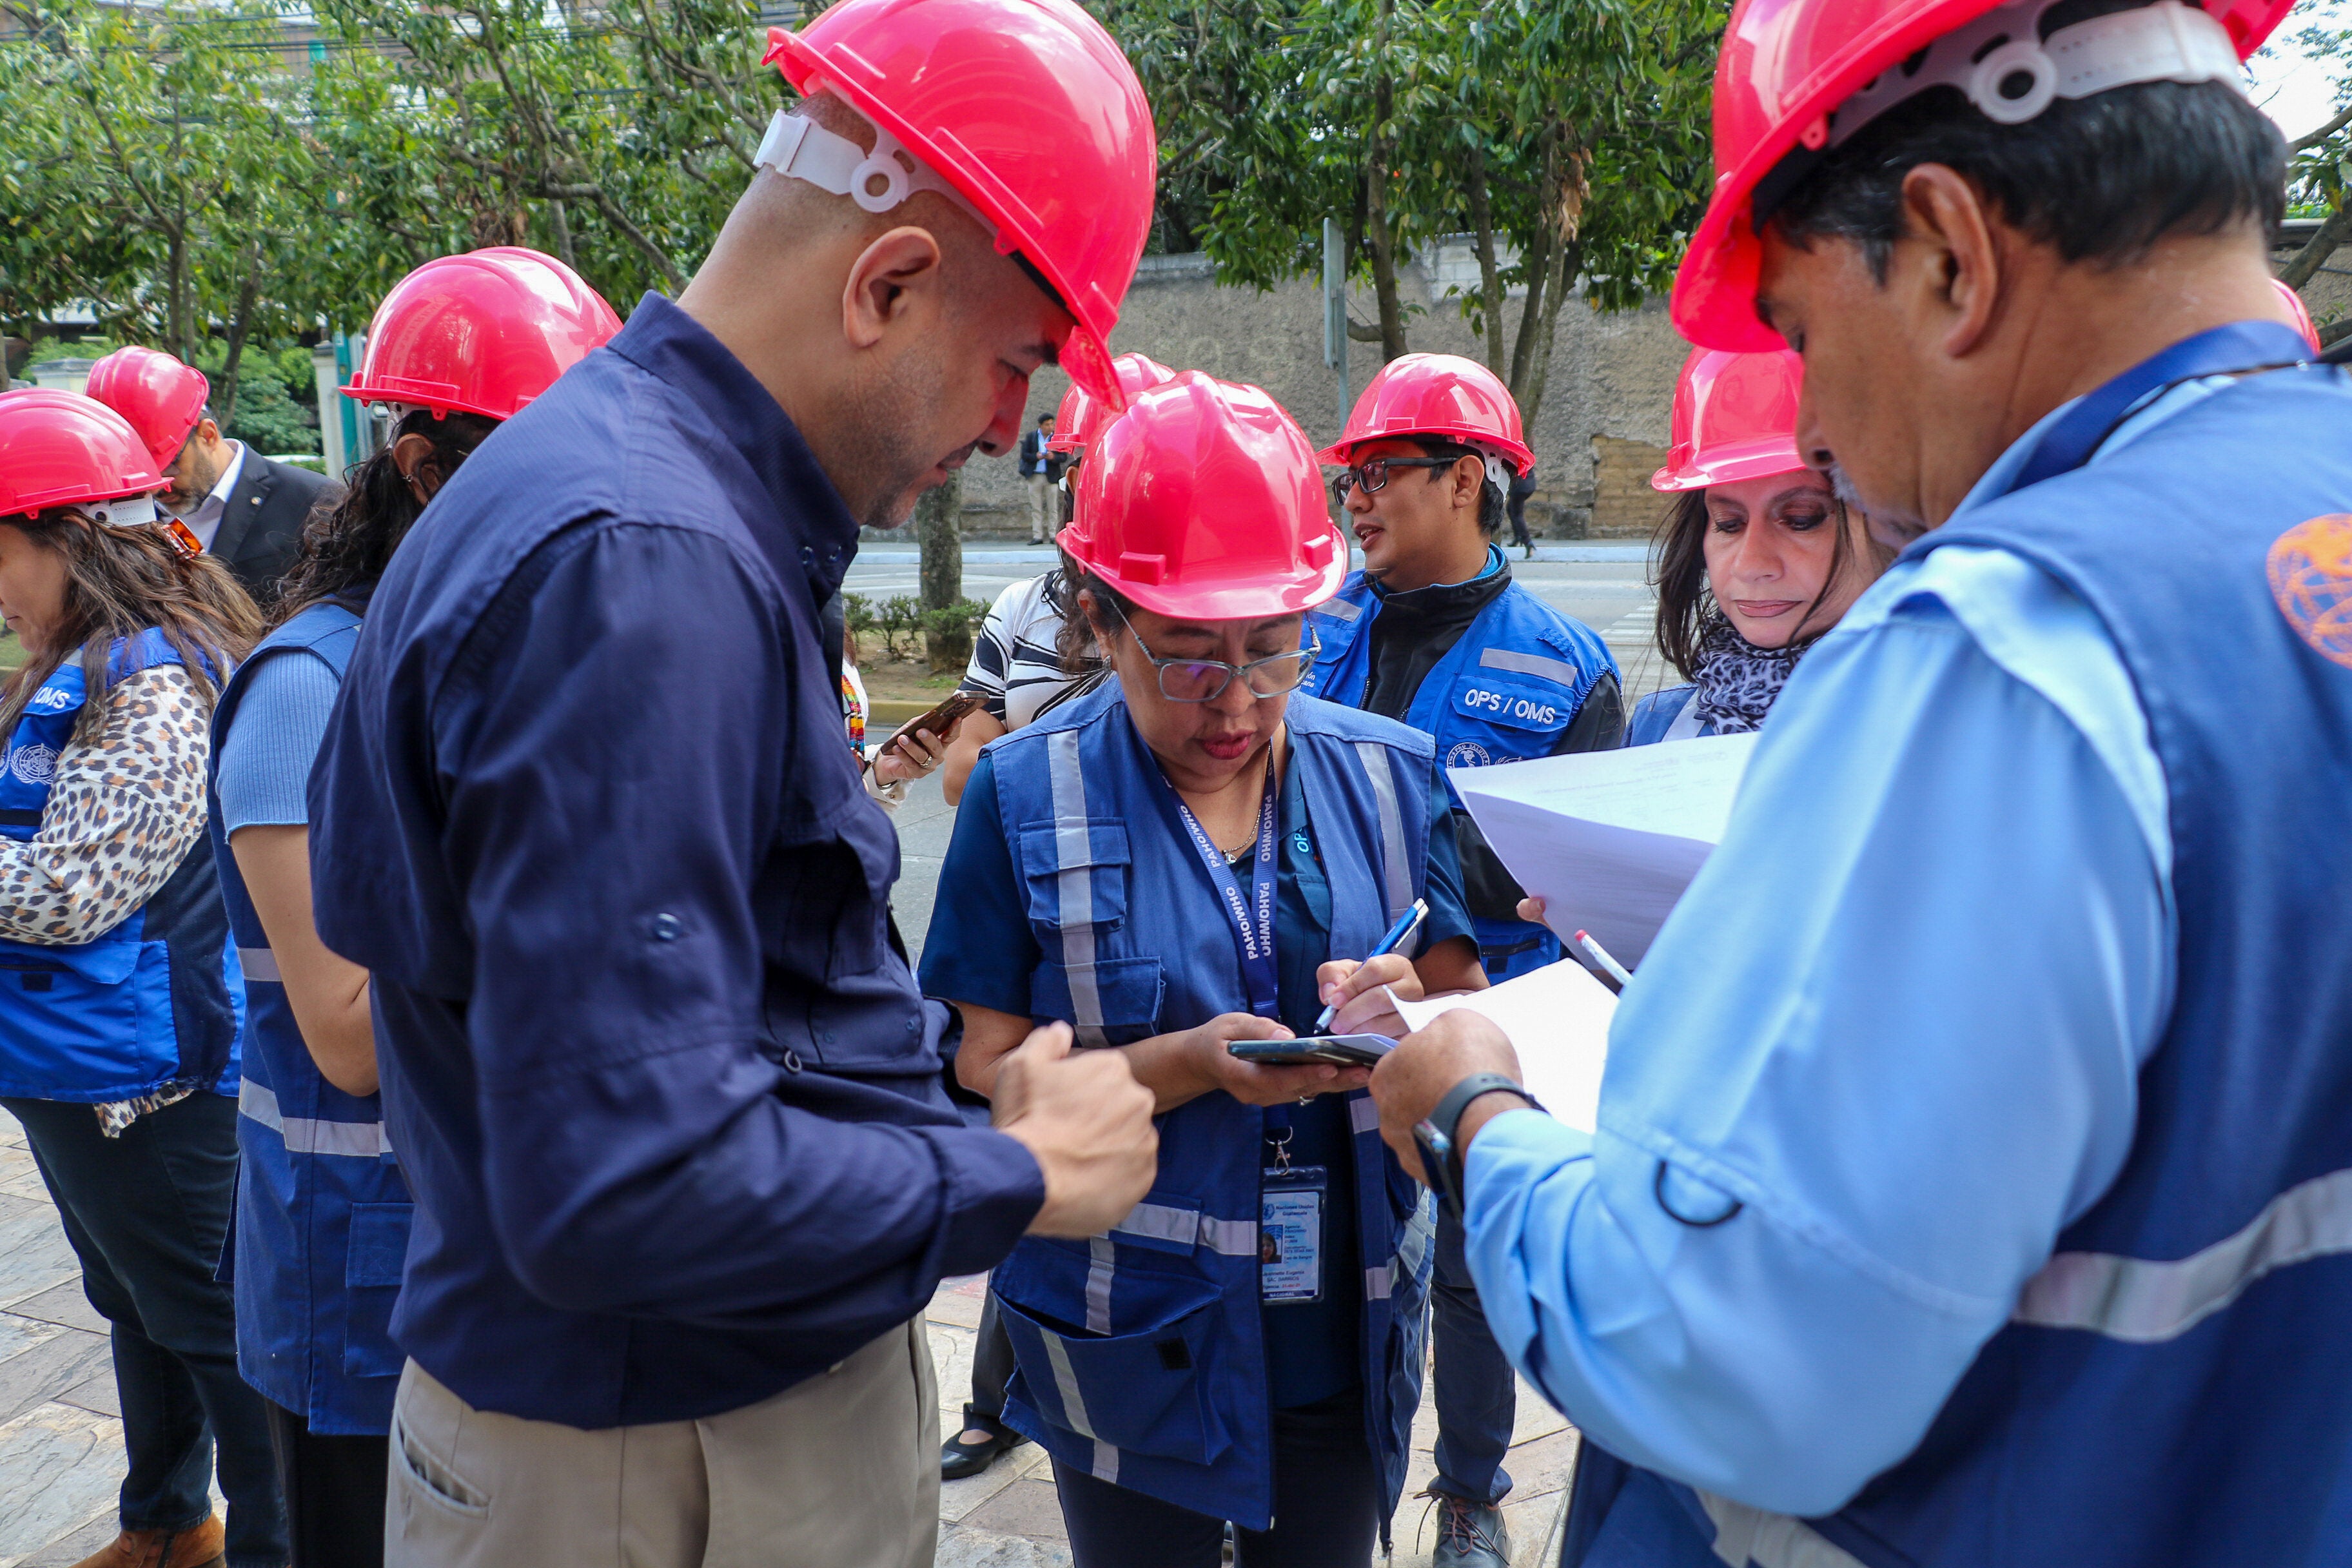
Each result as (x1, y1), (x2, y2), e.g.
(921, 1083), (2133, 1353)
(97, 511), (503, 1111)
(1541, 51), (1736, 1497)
(1331, 455), (1458, 503)
(1117, 614), (1320, 703)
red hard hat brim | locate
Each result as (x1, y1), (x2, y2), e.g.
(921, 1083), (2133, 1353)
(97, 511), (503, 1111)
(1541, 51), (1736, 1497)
(1651, 438), (1812, 493)
(1671, 0), (2297, 352)
(1315, 431), (1536, 475)
(342, 382), (522, 422)
(1057, 520), (1349, 622)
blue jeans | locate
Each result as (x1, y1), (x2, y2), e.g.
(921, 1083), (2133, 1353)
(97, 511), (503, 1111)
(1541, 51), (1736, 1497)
(1429, 1204), (1516, 1505)
(7, 1092), (287, 1567)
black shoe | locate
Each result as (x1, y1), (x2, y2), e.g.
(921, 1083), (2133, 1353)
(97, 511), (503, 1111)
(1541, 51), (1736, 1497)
(1422, 1488), (1512, 1568)
(941, 1415), (1025, 1481)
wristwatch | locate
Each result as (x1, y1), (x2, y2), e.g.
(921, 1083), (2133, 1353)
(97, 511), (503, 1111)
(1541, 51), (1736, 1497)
(1413, 1072), (1543, 1219)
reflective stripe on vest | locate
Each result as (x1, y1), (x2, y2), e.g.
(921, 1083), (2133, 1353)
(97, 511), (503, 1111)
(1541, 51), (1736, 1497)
(239, 1078), (393, 1159)
(1046, 729), (1108, 1049)
(1478, 647), (1585, 685)
(2014, 1164), (2352, 1343)
(1366, 1190), (1435, 1302)
(1353, 741), (1411, 920)
(1110, 1200), (1260, 1258)
(238, 946), (281, 983)
(1663, 698), (1709, 743)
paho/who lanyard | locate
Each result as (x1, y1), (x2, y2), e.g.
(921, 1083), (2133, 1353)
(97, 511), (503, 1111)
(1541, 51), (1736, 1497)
(1168, 755), (1283, 1021)
(1166, 755), (1335, 1306)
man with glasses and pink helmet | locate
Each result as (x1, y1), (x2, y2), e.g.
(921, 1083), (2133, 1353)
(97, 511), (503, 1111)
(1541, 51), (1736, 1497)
(306, 3), (1164, 1562)
(1371, 0), (2352, 1564)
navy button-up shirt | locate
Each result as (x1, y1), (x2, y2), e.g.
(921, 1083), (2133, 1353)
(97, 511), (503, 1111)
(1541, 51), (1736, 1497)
(308, 293), (1045, 1428)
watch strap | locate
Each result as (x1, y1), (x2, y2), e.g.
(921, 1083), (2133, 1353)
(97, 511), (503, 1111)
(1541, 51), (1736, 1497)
(1429, 1072), (1543, 1198)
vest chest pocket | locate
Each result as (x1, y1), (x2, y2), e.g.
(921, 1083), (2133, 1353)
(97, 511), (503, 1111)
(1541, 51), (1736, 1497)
(1445, 673), (1574, 769)
(1017, 821), (1133, 934)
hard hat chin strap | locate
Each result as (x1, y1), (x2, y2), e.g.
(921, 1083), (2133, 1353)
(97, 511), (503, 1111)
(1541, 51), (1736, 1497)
(755, 108), (996, 240)
(82, 495), (159, 529)
(1830, 0), (2243, 148)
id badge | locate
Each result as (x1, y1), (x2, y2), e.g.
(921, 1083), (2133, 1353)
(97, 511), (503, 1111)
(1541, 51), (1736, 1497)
(1260, 1164), (1328, 1304)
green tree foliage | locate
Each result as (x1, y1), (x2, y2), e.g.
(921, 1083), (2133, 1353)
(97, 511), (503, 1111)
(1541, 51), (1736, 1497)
(1106, 0), (1722, 421)
(2270, 5), (2352, 342)
(0, 0), (320, 423)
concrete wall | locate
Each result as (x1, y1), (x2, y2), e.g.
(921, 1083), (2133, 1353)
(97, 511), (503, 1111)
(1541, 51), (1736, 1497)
(941, 246), (1692, 540)
(931, 232), (2349, 541)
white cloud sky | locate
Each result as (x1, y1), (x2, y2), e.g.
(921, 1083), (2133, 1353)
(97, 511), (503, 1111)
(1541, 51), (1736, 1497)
(2250, 8), (2347, 142)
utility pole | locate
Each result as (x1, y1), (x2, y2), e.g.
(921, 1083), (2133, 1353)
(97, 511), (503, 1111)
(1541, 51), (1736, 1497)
(1323, 217), (1349, 431)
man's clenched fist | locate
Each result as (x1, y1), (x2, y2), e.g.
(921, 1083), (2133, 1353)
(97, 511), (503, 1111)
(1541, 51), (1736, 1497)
(994, 1023), (1159, 1237)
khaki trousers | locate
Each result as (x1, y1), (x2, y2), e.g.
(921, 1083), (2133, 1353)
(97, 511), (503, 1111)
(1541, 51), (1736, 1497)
(384, 1318), (939, 1568)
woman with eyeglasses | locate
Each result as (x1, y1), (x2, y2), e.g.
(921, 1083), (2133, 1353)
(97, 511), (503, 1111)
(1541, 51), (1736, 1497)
(1625, 348), (1888, 745)
(920, 372), (1487, 1567)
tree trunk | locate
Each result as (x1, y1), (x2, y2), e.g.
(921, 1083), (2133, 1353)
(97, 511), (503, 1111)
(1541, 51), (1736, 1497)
(918, 473), (968, 674)
(547, 198), (578, 270)
(1466, 140), (1505, 376)
(1506, 129), (1563, 399)
(1515, 239), (1578, 429)
(214, 242), (263, 438)
(168, 229), (192, 369)
(2280, 201), (2352, 290)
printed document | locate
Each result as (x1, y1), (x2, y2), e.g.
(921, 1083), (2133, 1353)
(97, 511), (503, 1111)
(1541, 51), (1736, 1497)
(1391, 960), (1615, 1132)
(1449, 732), (1758, 966)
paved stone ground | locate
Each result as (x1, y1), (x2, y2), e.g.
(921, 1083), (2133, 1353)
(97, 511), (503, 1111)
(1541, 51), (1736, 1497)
(0, 1122), (1576, 1567)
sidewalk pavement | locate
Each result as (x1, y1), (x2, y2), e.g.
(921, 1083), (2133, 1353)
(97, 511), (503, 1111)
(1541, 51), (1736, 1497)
(0, 1102), (1576, 1565)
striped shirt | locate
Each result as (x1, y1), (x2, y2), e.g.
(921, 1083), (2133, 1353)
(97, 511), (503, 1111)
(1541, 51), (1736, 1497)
(957, 571), (1105, 730)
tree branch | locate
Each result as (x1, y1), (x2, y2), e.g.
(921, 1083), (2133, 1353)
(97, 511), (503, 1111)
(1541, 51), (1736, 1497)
(2280, 200), (2352, 290)
(2292, 101), (2352, 154)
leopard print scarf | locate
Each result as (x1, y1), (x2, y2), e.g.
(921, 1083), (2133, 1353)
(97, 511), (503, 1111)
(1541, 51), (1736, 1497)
(1689, 610), (1813, 735)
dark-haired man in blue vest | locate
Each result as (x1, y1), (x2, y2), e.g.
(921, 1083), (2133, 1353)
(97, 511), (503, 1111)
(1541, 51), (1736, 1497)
(1370, 1), (2352, 1564)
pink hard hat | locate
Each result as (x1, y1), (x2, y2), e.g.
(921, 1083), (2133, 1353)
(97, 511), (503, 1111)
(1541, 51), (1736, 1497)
(1318, 353), (1534, 475)
(1674, 0), (2294, 351)
(2275, 279), (2322, 353)
(85, 347), (211, 471)
(344, 247), (622, 422)
(1651, 347), (1810, 493)
(0, 389), (167, 521)
(1063, 371), (1346, 621)
(765, 0), (1157, 409)
(1048, 353), (1177, 455)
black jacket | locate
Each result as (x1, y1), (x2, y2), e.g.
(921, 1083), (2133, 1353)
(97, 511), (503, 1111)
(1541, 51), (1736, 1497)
(215, 451), (337, 603)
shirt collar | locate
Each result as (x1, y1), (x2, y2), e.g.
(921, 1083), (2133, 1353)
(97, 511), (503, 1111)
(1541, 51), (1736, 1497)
(606, 293), (864, 602)
(205, 439), (248, 510)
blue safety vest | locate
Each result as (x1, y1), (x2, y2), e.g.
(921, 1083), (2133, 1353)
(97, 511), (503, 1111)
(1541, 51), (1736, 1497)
(1298, 560), (1616, 979)
(1564, 323), (2352, 1568)
(208, 602), (410, 1434)
(0, 631), (241, 1103)
(982, 685), (1436, 1532)
(1623, 684), (1711, 747)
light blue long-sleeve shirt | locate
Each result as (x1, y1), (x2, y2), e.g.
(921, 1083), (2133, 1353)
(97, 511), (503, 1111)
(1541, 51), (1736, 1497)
(1461, 391), (2202, 1516)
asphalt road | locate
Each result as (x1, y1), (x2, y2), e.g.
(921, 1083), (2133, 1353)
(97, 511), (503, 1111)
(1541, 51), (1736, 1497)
(859, 544), (1670, 970)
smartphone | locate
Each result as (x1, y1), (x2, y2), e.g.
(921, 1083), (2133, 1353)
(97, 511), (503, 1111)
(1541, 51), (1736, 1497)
(890, 689), (983, 749)
(1228, 1034), (1396, 1068)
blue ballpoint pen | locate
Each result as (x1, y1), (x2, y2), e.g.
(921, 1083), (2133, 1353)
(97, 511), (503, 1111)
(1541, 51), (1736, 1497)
(1313, 897), (1429, 1033)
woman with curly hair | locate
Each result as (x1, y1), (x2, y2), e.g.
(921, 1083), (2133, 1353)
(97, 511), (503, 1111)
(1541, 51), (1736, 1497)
(208, 247), (618, 1568)
(0, 388), (277, 1568)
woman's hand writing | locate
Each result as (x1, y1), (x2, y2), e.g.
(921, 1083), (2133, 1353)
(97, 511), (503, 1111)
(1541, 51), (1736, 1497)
(1312, 954), (1420, 1039)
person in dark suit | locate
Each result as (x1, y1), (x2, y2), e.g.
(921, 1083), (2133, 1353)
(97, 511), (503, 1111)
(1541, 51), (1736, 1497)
(88, 345), (338, 605)
(158, 412), (338, 604)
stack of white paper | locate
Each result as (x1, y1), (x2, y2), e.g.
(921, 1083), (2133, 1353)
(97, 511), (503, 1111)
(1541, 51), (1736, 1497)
(1449, 732), (1758, 967)
(1389, 960), (1616, 1132)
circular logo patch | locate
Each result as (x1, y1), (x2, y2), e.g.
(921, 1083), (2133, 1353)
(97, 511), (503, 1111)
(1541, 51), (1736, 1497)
(9, 744), (55, 786)
(1446, 741), (1494, 769)
(2268, 514), (2352, 670)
